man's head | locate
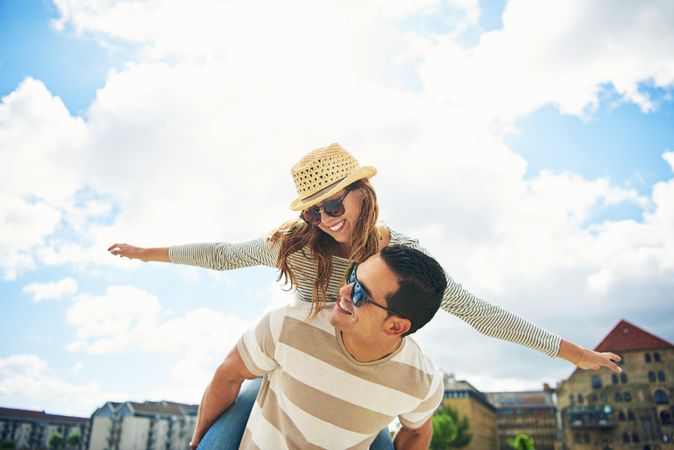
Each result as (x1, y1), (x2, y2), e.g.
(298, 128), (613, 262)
(330, 245), (446, 340)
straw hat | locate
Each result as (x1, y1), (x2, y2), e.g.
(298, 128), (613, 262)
(289, 143), (377, 211)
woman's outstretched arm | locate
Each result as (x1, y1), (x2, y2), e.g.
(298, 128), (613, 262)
(108, 243), (170, 262)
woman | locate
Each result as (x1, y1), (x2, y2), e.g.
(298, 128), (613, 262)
(109, 143), (621, 449)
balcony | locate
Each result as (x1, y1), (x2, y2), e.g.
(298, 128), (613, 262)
(567, 405), (614, 429)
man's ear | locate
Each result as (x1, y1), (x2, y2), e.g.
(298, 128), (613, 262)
(385, 317), (411, 336)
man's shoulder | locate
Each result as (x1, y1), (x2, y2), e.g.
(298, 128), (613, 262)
(397, 337), (442, 380)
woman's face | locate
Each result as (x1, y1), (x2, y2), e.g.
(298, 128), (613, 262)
(315, 187), (363, 245)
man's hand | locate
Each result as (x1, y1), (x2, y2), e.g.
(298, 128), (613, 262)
(393, 418), (433, 450)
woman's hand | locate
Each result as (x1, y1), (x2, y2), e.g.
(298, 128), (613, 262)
(558, 339), (622, 373)
(108, 243), (170, 262)
(576, 349), (622, 373)
(108, 243), (146, 260)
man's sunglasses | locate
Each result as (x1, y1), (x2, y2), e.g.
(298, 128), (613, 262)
(300, 188), (351, 226)
(347, 263), (404, 317)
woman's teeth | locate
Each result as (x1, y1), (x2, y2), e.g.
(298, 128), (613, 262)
(329, 220), (345, 232)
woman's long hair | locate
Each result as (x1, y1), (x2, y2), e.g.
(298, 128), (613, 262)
(269, 179), (381, 317)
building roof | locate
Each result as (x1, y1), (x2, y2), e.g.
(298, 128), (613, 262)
(443, 374), (495, 411)
(128, 401), (197, 417)
(485, 391), (555, 410)
(0, 407), (89, 425)
(594, 319), (674, 352)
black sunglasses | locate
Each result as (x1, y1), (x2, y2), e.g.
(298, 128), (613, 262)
(347, 263), (404, 317)
(300, 188), (351, 226)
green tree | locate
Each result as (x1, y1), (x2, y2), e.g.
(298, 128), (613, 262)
(508, 433), (535, 450)
(48, 432), (65, 450)
(66, 433), (80, 450)
(430, 405), (472, 449)
(0, 439), (16, 450)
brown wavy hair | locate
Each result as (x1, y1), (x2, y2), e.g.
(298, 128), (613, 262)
(269, 179), (381, 317)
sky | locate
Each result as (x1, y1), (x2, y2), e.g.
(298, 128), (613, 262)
(1, 0), (673, 418)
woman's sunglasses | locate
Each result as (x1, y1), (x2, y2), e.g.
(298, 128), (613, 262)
(347, 263), (404, 317)
(300, 188), (351, 226)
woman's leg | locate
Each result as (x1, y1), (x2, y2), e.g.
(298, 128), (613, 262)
(370, 426), (394, 450)
(197, 377), (262, 450)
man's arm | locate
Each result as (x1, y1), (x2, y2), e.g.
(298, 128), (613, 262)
(190, 347), (258, 449)
(393, 418), (432, 450)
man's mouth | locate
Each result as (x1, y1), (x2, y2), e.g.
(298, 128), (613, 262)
(336, 297), (353, 315)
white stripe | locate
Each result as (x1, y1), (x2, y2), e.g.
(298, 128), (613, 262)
(245, 401), (290, 450)
(267, 373), (371, 448)
(242, 328), (276, 372)
(277, 343), (422, 415)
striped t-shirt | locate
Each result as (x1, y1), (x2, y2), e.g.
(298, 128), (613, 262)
(236, 302), (444, 449)
(169, 226), (561, 357)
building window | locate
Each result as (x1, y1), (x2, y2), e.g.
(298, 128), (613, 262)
(661, 410), (672, 425)
(569, 394), (575, 406)
(592, 375), (602, 389)
(624, 392), (632, 402)
(632, 432), (640, 443)
(584, 433), (590, 443)
(645, 353), (652, 363)
(578, 394), (584, 404)
(664, 433), (671, 443)
(600, 393), (607, 402)
(619, 411), (626, 421)
(612, 374), (619, 384)
(574, 433), (582, 444)
(649, 371), (657, 382)
(655, 389), (669, 404)
(621, 373), (628, 383)
(615, 392), (623, 402)
(623, 432), (630, 443)
(628, 410), (635, 421)
(658, 371), (666, 382)
(654, 352), (661, 362)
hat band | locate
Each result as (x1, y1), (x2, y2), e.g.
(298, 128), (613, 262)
(301, 176), (347, 203)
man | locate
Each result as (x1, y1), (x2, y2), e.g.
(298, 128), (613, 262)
(192, 245), (448, 449)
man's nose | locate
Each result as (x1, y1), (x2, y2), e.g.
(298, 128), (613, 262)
(339, 283), (354, 299)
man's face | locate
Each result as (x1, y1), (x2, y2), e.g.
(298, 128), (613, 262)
(329, 254), (400, 338)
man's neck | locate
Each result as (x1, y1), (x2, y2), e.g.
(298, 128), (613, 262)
(341, 332), (403, 363)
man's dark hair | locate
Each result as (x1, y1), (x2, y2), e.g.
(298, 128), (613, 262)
(380, 245), (447, 336)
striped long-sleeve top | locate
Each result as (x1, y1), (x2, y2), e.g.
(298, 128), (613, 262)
(169, 227), (561, 357)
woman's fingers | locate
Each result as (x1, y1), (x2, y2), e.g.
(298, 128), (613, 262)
(108, 243), (135, 258)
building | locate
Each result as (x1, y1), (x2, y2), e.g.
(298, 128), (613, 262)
(88, 401), (197, 450)
(0, 406), (89, 450)
(486, 385), (559, 450)
(442, 373), (498, 450)
(557, 319), (674, 450)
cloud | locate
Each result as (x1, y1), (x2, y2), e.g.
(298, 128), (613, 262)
(67, 285), (162, 353)
(65, 284), (255, 404)
(22, 277), (79, 302)
(415, 0), (674, 121)
(1, 0), (672, 398)
(0, 354), (125, 417)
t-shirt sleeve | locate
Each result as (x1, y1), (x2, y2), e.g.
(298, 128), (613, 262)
(398, 367), (444, 429)
(236, 309), (283, 376)
(389, 228), (561, 358)
(168, 237), (280, 270)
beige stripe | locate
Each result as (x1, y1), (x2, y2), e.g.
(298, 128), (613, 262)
(410, 382), (444, 414)
(236, 339), (266, 376)
(255, 313), (276, 357)
(279, 371), (393, 434)
(256, 380), (326, 450)
(279, 316), (433, 398)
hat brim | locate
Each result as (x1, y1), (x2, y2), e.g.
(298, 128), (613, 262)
(289, 166), (377, 211)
